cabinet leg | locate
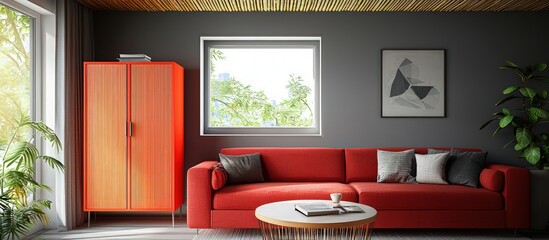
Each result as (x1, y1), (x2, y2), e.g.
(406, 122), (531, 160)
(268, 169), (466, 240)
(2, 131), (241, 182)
(172, 212), (175, 228)
(87, 212), (91, 228)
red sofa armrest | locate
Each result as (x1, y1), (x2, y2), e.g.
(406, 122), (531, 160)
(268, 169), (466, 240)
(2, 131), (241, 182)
(187, 161), (218, 228)
(487, 164), (530, 229)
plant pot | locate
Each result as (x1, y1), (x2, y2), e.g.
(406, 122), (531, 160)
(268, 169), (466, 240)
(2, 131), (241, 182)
(530, 169), (549, 230)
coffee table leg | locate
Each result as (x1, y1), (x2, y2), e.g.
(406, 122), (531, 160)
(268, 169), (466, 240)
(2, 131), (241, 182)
(258, 220), (374, 240)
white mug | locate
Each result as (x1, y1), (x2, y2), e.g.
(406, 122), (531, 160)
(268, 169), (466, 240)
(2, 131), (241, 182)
(330, 193), (342, 205)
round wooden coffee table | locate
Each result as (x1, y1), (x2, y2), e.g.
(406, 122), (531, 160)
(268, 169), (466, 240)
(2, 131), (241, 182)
(255, 200), (377, 240)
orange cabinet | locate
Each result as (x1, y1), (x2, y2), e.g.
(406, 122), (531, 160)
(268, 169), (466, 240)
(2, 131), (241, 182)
(84, 62), (184, 224)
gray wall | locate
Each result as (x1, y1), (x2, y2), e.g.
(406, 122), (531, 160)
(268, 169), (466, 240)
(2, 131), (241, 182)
(93, 12), (549, 172)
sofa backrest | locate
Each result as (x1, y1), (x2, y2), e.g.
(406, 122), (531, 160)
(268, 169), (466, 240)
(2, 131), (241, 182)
(345, 147), (481, 182)
(220, 148), (346, 182)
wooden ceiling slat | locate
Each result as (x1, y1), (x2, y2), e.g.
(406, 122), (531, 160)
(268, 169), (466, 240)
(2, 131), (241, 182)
(391, 0), (404, 11)
(340, 0), (348, 11)
(174, 0), (188, 11)
(213, 0), (224, 11)
(76, 0), (549, 11)
(383, 0), (393, 11)
(450, 0), (470, 11)
(346, 0), (358, 11)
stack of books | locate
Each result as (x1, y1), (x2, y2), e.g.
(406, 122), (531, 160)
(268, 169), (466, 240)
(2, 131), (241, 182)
(294, 203), (365, 216)
(117, 54), (151, 62)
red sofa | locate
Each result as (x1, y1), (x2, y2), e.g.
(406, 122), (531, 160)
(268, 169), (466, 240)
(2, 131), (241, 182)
(187, 147), (530, 229)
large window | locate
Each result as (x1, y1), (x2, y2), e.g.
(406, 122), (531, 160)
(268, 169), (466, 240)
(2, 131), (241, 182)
(201, 37), (321, 136)
(0, 3), (33, 157)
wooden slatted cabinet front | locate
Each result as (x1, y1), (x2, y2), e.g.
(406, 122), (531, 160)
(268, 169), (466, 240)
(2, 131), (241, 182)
(84, 62), (184, 227)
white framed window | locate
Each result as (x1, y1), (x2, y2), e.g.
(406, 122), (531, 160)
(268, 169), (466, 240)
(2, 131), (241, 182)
(200, 37), (321, 136)
(0, 0), (60, 232)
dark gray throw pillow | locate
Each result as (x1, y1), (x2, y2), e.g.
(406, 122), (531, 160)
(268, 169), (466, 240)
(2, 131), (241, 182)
(219, 153), (265, 184)
(428, 149), (487, 188)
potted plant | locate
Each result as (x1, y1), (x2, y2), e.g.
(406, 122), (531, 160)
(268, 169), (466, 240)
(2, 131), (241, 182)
(480, 61), (549, 230)
(0, 114), (64, 239)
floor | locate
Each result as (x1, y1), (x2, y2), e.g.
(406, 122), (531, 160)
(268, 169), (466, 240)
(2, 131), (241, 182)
(31, 216), (197, 240)
(30, 216), (549, 240)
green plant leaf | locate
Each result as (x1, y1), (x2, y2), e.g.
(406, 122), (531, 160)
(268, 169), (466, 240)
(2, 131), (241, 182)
(1, 170), (46, 202)
(493, 127), (502, 136)
(503, 139), (516, 149)
(0, 198), (52, 239)
(27, 122), (62, 152)
(515, 143), (527, 151)
(499, 61), (525, 74)
(479, 118), (497, 130)
(519, 87), (536, 98)
(529, 110), (539, 124)
(502, 108), (510, 115)
(525, 146), (541, 165)
(503, 86), (518, 94)
(499, 115), (513, 128)
(516, 128), (532, 147)
(495, 95), (518, 106)
(37, 156), (65, 173)
(505, 61), (518, 67)
(529, 107), (549, 119)
(542, 90), (548, 99)
(534, 63), (547, 72)
(3, 142), (39, 170)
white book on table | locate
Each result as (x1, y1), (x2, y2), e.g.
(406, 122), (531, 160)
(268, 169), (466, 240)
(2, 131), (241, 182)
(294, 203), (340, 216)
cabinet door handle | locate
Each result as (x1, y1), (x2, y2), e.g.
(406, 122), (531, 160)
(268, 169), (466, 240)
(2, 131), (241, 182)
(129, 122), (133, 137)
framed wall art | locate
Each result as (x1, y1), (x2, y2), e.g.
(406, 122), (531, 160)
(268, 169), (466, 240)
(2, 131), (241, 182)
(381, 49), (445, 117)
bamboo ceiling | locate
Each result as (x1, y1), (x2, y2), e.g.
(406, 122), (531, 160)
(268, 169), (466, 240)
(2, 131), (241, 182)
(76, 0), (549, 12)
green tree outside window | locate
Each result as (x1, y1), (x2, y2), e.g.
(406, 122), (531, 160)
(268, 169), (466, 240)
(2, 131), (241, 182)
(208, 48), (314, 128)
(0, 4), (31, 148)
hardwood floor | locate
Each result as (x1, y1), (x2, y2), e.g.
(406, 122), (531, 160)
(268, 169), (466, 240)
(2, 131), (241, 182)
(31, 216), (197, 240)
(30, 216), (549, 240)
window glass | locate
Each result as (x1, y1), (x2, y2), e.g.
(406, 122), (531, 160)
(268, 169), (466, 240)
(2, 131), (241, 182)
(0, 4), (33, 159)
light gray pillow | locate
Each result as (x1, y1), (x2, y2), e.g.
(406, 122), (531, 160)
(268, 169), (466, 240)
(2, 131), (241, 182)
(219, 153), (265, 184)
(377, 149), (416, 183)
(415, 153), (450, 184)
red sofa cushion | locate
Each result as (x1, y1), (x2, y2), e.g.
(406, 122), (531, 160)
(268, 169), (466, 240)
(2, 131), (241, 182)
(345, 147), (481, 183)
(221, 148), (345, 182)
(211, 166), (228, 190)
(213, 182), (358, 210)
(348, 182), (503, 210)
(480, 168), (504, 192)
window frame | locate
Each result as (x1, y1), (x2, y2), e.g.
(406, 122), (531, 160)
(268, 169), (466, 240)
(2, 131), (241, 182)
(200, 36), (322, 136)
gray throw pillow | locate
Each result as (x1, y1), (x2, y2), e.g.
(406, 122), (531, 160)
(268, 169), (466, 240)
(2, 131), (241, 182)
(377, 149), (416, 183)
(428, 149), (487, 187)
(219, 153), (265, 184)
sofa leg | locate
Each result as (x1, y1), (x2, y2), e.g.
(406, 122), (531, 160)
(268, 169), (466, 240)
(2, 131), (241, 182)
(514, 229), (517, 237)
(196, 229), (199, 235)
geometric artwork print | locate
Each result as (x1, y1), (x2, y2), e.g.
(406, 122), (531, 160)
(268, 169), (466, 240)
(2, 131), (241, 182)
(389, 58), (440, 109)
